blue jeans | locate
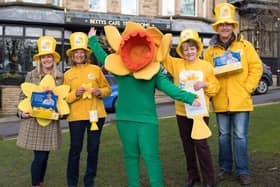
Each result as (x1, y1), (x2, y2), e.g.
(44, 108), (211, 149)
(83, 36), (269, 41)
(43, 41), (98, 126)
(216, 112), (249, 176)
(31, 150), (50, 186)
(67, 119), (104, 187)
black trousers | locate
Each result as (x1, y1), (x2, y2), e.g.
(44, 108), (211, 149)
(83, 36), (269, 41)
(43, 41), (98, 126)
(176, 115), (215, 185)
(67, 118), (104, 187)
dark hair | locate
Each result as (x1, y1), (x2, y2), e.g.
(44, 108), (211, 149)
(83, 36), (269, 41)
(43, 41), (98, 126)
(181, 40), (199, 51)
(9, 53), (17, 62)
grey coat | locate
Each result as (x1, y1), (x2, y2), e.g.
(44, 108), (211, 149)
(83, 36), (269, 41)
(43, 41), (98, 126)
(16, 69), (63, 151)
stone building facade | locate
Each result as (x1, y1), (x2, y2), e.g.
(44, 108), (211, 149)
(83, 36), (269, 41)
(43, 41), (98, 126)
(2, 0), (278, 115)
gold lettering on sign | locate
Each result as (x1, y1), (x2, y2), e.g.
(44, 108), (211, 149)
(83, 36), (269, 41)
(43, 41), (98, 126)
(89, 19), (107, 25)
(108, 20), (121, 26)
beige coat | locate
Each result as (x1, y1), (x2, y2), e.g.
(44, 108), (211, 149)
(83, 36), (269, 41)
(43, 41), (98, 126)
(16, 69), (63, 151)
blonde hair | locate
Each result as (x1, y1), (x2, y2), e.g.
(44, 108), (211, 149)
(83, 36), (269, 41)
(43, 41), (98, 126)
(69, 49), (91, 67)
(36, 55), (58, 79)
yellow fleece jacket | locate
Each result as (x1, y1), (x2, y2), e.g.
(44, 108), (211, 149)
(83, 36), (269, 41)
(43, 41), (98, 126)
(162, 56), (220, 116)
(64, 64), (111, 121)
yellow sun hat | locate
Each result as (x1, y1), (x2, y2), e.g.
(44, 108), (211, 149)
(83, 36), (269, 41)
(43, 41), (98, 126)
(212, 3), (239, 32)
(176, 29), (203, 58)
(66, 32), (92, 57)
(33, 36), (61, 63)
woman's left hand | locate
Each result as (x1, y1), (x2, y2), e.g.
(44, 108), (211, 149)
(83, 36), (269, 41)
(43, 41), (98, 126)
(193, 81), (207, 91)
(92, 88), (101, 97)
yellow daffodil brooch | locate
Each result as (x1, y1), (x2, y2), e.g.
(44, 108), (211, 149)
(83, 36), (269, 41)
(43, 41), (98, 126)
(104, 21), (172, 80)
(18, 75), (70, 126)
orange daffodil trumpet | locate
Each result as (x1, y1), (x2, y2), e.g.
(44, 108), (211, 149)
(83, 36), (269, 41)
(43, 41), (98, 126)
(18, 75), (70, 126)
(104, 21), (172, 80)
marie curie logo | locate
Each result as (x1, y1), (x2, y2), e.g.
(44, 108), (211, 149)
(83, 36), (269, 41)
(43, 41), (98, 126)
(41, 39), (53, 52)
(74, 35), (85, 46)
(181, 30), (194, 41)
(220, 6), (231, 19)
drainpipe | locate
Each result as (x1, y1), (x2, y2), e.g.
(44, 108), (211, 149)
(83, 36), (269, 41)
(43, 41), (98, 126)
(277, 16), (280, 86)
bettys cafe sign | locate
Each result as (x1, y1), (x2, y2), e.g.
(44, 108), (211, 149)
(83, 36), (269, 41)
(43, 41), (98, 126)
(66, 15), (171, 30)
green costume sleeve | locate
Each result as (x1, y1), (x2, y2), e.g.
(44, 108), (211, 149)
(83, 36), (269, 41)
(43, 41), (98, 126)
(88, 36), (108, 66)
(155, 71), (196, 105)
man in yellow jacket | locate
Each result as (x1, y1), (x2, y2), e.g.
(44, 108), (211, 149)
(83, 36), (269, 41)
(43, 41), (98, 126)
(204, 3), (263, 186)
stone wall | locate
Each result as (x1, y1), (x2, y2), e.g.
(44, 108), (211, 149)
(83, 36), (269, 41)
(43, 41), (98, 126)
(64, 0), (88, 10)
(139, 0), (158, 16)
(0, 86), (21, 115)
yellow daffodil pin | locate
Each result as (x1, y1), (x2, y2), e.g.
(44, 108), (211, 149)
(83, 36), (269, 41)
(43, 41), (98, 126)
(82, 83), (93, 99)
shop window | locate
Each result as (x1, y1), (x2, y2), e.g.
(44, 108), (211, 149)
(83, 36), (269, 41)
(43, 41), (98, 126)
(161, 0), (175, 16)
(180, 0), (195, 16)
(0, 39), (4, 72)
(22, 0), (47, 4)
(121, 0), (138, 15)
(0, 38), (37, 85)
(26, 27), (43, 37)
(89, 0), (107, 13)
(5, 26), (23, 36)
(45, 29), (62, 39)
(52, 0), (62, 6)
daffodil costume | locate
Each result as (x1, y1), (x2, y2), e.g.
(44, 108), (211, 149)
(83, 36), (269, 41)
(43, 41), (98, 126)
(89, 22), (197, 187)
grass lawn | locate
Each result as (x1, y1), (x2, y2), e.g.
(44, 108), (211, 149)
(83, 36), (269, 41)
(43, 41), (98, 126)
(0, 103), (280, 187)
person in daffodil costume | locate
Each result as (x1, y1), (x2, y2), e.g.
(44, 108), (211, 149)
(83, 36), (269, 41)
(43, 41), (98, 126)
(63, 32), (111, 187)
(162, 29), (220, 187)
(203, 3), (263, 185)
(16, 36), (66, 187)
(88, 22), (201, 187)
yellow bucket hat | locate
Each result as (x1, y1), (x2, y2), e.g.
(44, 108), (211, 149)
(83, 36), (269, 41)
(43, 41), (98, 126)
(66, 32), (92, 57)
(212, 3), (239, 32)
(33, 36), (61, 63)
(176, 29), (203, 58)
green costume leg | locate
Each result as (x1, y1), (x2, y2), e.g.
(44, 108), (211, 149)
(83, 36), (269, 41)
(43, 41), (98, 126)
(116, 121), (164, 187)
(138, 122), (163, 187)
(117, 121), (140, 187)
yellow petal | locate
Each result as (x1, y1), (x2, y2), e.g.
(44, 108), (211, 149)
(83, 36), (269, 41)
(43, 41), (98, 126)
(122, 22), (145, 37)
(133, 62), (160, 80)
(18, 99), (32, 112)
(105, 54), (130, 76)
(190, 115), (212, 140)
(146, 27), (163, 46)
(54, 85), (70, 99)
(21, 83), (40, 97)
(57, 100), (70, 115)
(39, 75), (55, 90)
(82, 83), (92, 99)
(82, 92), (92, 99)
(90, 122), (99, 131)
(104, 25), (121, 52)
(157, 33), (172, 62)
(37, 118), (52, 127)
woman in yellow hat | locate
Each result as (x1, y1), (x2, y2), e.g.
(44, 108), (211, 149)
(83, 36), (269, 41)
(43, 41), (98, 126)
(63, 32), (111, 187)
(16, 36), (63, 187)
(162, 29), (220, 187)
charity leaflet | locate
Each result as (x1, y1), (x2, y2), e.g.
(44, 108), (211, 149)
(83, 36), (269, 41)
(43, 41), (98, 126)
(30, 90), (59, 120)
